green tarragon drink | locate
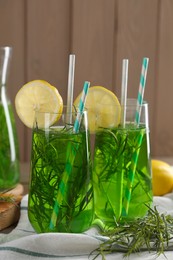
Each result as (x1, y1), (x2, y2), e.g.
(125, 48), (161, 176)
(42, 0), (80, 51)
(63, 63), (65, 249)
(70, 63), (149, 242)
(28, 125), (93, 233)
(93, 124), (152, 229)
(0, 102), (20, 190)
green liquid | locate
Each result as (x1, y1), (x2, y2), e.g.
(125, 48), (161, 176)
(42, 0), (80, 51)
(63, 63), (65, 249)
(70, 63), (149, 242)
(28, 127), (93, 233)
(93, 124), (152, 229)
(0, 102), (20, 190)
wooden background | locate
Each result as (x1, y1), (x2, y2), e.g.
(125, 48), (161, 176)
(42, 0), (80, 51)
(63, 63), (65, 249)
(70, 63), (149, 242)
(0, 0), (173, 165)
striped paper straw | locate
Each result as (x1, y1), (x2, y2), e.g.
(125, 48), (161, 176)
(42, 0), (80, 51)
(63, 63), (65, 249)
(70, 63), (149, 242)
(121, 130), (144, 216)
(49, 81), (90, 230)
(73, 81), (90, 133)
(135, 57), (149, 126)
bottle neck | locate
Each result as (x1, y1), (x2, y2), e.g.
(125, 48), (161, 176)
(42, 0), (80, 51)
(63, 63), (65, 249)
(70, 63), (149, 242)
(0, 47), (12, 89)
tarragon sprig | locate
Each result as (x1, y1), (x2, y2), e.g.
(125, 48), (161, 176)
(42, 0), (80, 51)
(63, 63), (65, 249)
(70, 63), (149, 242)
(94, 206), (173, 259)
(0, 193), (18, 205)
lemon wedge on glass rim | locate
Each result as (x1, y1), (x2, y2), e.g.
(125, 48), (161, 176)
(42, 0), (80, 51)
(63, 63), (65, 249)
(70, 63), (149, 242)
(15, 80), (63, 128)
(74, 86), (121, 133)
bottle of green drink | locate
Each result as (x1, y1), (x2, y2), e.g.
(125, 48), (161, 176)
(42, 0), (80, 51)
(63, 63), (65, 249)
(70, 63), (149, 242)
(0, 47), (20, 191)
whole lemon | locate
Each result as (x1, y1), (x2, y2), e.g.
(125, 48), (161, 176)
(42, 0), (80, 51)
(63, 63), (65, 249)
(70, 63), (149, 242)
(152, 159), (173, 196)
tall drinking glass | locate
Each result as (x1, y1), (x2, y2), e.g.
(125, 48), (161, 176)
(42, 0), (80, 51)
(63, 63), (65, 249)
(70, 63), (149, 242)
(28, 107), (93, 233)
(93, 99), (152, 230)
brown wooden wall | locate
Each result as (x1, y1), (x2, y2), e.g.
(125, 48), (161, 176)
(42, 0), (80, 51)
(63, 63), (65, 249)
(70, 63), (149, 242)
(0, 0), (173, 163)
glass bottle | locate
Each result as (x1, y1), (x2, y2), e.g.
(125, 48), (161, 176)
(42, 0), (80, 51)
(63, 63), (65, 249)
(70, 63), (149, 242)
(0, 46), (20, 191)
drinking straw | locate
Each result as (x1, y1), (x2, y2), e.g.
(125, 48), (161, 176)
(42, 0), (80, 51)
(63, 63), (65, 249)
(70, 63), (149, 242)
(134, 57), (149, 126)
(121, 130), (144, 216)
(49, 81), (90, 230)
(121, 57), (149, 216)
(120, 59), (129, 127)
(114, 59), (129, 220)
(66, 54), (75, 126)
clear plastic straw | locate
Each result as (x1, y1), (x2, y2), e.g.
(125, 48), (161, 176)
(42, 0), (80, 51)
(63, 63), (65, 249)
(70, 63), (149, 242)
(120, 59), (129, 127)
(115, 59), (129, 220)
(122, 57), (149, 217)
(66, 54), (75, 126)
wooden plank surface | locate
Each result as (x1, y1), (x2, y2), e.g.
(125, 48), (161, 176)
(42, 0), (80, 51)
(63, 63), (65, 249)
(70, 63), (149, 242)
(25, 0), (71, 160)
(26, 0), (70, 101)
(0, 0), (26, 161)
(154, 0), (173, 156)
(71, 0), (116, 97)
(114, 0), (159, 155)
(0, 0), (173, 159)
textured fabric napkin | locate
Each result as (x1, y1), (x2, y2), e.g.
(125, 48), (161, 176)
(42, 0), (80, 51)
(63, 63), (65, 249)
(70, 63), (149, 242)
(0, 194), (173, 260)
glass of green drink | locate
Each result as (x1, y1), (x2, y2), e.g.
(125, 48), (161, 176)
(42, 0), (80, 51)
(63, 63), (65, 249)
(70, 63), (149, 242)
(28, 107), (93, 233)
(93, 99), (152, 230)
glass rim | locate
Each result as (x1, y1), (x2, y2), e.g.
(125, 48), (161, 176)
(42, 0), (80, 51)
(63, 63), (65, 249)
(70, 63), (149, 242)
(93, 98), (148, 107)
(122, 98), (148, 106)
(34, 107), (88, 115)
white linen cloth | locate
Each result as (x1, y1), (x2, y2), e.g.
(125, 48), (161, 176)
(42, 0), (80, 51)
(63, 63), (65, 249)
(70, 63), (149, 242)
(0, 194), (173, 260)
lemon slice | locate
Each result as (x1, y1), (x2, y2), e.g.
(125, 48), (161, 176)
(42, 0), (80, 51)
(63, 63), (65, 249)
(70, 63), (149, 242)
(74, 86), (121, 132)
(15, 80), (63, 128)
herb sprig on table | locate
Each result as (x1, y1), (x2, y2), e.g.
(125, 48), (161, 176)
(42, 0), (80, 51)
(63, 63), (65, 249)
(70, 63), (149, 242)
(0, 193), (17, 204)
(94, 206), (173, 259)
